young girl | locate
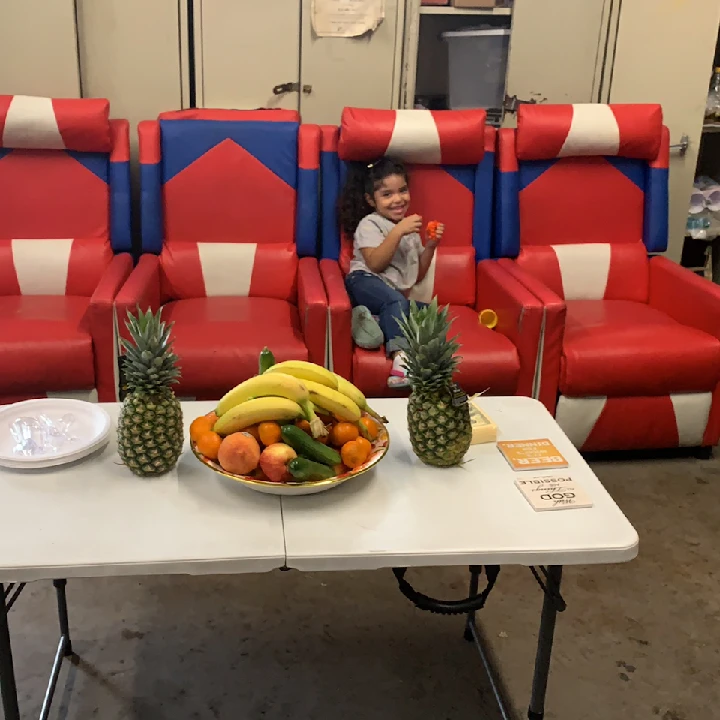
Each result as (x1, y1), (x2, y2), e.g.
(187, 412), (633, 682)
(339, 157), (444, 388)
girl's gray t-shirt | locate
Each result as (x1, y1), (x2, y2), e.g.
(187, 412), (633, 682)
(348, 212), (423, 291)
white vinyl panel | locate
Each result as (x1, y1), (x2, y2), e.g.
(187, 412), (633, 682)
(199, 0), (301, 111)
(609, 0), (720, 263)
(300, 0), (399, 125)
(76, 0), (183, 156)
(0, 0), (80, 97)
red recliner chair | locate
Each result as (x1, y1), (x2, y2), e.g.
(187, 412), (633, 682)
(115, 109), (326, 400)
(496, 103), (720, 451)
(0, 95), (133, 403)
(319, 108), (545, 398)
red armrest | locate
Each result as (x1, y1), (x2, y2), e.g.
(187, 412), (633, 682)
(497, 258), (566, 413)
(476, 260), (544, 398)
(297, 257), (327, 367)
(115, 254), (162, 343)
(320, 259), (352, 380)
(86, 254), (133, 402)
(649, 256), (720, 341)
(116, 254), (162, 312)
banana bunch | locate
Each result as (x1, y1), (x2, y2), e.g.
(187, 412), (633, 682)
(215, 397), (304, 436)
(265, 358), (386, 423)
(213, 354), (388, 438)
(214, 372), (325, 437)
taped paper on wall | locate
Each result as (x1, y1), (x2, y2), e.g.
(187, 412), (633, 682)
(311, 0), (385, 38)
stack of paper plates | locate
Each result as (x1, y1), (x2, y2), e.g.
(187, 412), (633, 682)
(0, 399), (111, 470)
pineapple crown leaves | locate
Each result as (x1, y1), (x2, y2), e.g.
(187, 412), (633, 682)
(121, 307), (181, 392)
(395, 298), (461, 389)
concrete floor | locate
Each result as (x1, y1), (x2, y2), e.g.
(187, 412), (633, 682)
(6, 452), (720, 720)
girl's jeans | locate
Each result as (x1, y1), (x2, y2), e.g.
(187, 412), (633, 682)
(345, 271), (426, 357)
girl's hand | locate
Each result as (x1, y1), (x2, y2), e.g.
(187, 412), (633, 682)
(396, 214), (423, 237)
(426, 221), (444, 246)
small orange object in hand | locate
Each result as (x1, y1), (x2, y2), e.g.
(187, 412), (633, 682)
(426, 220), (441, 242)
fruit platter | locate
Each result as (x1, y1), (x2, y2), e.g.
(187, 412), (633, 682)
(189, 351), (389, 496)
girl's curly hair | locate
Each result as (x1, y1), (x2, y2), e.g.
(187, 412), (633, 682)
(338, 157), (408, 237)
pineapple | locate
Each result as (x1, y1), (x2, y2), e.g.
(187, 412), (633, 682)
(117, 308), (184, 477)
(396, 299), (472, 467)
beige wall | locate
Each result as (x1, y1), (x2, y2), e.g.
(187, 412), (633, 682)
(0, 0), (80, 97)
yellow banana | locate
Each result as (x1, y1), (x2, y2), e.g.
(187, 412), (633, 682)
(265, 360), (338, 390)
(216, 372), (309, 417)
(334, 375), (387, 423)
(214, 397), (303, 436)
(303, 379), (361, 423)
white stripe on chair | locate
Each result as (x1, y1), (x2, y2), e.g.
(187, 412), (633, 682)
(3, 95), (65, 150)
(552, 243), (611, 300)
(408, 253), (436, 304)
(560, 104), (620, 157)
(12, 239), (73, 295)
(555, 396), (607, 449)
(387, 110), (442, 164)
(198, 243), (257, 297)
(670, 393), (712, 447)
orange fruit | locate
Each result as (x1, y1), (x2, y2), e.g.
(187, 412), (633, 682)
(244, 425), (261, 443)
(359, 416), (379, 441)
(330, 422), (360, 447)
(205, 411), (219, 424)
(295, 419), (312, 435)
(218, 432), (261, 475)
(355, 437), (372, 457)
(190, 416), (214, 443)
(258, 421), (282, 446)
(341, 439), (369, 469)
(195, 431), (222, 461)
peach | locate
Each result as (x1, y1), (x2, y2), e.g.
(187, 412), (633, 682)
(259, 443), (297, 483)
(217, 432), (261, 475)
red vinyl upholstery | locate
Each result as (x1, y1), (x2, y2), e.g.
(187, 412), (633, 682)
(0, 96), (132, 403)
(123, 109), (326, 400)
(498, 104), (720, 451)
(321, 108), (543, 398)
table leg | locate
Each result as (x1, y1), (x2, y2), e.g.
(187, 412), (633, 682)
(37, 580), (74, 720)
(463, 565), (481, 642)
(0, 584), (21, 720)
(528, 566), (563, 720)
(53, 579), (73, 657)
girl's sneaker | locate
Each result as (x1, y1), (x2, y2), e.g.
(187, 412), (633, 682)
(352, 306), (383, 349)
(387, 352), (410, 389)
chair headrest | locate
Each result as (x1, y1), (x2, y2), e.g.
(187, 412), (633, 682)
(158, 108), (300, 123)
(338, 108), (487, 165)
(0, 95), (112, 152)
(516, 103), (663, 161)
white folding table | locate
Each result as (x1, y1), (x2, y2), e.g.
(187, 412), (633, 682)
(0, 397), (638, 720)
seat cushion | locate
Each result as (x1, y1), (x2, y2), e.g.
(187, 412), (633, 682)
(0, 296), (95, 395)
(561, 300), (720, 397)
(353, 306), (520, 398)
(164, 297), (308, 399)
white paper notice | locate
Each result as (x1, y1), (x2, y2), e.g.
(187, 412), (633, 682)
(312, 0), (385, 38)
